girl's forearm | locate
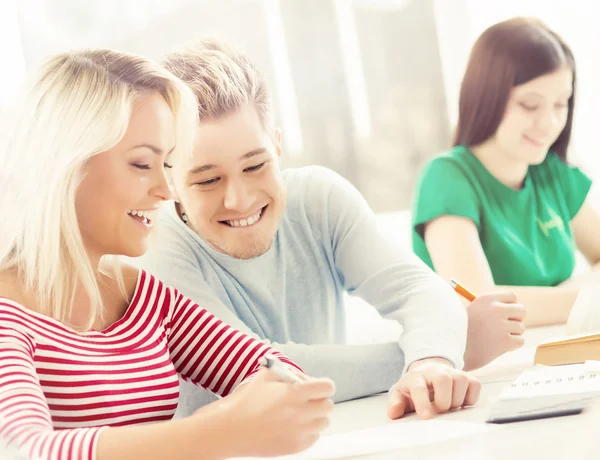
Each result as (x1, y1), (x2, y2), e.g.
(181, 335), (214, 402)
(96, 401), (233, 460)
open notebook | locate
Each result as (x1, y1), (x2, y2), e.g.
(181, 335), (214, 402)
(487, 361), (600, 423)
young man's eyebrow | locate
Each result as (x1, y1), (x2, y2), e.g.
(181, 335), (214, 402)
(240, 148), (267, 160)
(188, 163), (217, 175)
(187, 148), (268, 176)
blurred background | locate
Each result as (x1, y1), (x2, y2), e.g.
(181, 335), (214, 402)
(1, 0), (599, 213)
(2, 0), (599, 342)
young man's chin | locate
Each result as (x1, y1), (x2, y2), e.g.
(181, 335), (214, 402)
(222, 239), (275, 260)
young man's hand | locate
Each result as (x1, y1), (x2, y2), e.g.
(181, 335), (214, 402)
(387, 358), (481, 420)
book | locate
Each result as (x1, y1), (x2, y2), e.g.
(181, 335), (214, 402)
(534, 331), (600, 366)
(487, 361), (600, 424)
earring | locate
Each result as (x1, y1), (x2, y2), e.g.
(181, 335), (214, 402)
(181, 210), (189, 225)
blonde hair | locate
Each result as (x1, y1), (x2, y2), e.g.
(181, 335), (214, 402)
(0, 49), (198, 331)
(163, 39), (273, 139)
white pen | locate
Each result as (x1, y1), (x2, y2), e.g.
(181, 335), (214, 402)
(260, 353), (302, 383)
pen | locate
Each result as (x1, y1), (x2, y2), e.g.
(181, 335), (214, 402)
(448, 278), (477, 302)
(260, 353), (302, 383)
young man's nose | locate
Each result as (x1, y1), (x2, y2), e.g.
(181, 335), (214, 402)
(223, 179), (253, 211)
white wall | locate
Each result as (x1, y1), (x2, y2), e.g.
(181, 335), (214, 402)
(0, 0), (26, 108)
(5, 1), (600, 198)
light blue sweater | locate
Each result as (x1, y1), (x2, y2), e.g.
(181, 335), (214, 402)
(141, 166), (467, 413)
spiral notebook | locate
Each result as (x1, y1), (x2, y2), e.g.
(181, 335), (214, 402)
(487, 360), (600, 423)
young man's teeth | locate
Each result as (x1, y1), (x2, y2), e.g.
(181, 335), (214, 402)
(227, 209), (262, 227)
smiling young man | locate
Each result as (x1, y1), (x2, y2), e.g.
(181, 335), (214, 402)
(139, 39), (521, 419)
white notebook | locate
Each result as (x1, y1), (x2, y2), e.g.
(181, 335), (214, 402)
(487, 360), (600, 423)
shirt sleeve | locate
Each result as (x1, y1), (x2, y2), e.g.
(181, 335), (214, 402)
(160, 279), (303, 396)
(548, 153), (592, 219)
(141, 213), (405, 406)
(306, 166), (468, 372)
(412, 157), (481, 239)
(0, 325), (105, 460)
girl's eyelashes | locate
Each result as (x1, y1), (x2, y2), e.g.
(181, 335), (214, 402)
(131, 163), (173, 170)
(519, 102), (538, 111)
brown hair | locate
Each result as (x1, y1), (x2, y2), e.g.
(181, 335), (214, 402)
(453, 17), (576, 161)
(162, 38), (273, 134)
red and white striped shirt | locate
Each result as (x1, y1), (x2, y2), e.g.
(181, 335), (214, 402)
(0, 270), (300, 460)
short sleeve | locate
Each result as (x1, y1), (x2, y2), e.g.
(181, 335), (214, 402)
(548, 153), (592, 219)
(412, 157), (481, 238)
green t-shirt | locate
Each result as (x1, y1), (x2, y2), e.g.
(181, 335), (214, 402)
(412, 145), (592, 287)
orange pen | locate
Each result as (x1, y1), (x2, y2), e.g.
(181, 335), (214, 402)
(448, 278), (477, 302)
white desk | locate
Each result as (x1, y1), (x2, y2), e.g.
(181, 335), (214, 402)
(324, 325), (598, 459)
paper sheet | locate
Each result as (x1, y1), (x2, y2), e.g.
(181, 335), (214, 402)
(566, 277), (600, 335)
(233, 419), (498, 460)
(471, 345), (536, 384)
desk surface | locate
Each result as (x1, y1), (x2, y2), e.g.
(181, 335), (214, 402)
(324, 325), (597, 459)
